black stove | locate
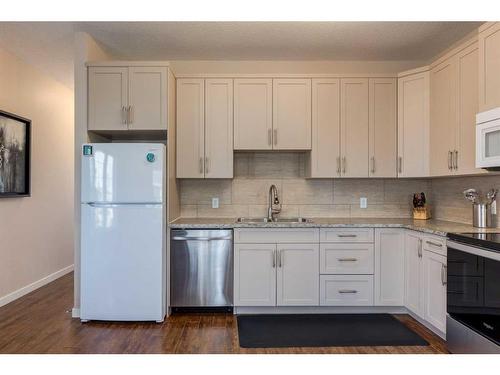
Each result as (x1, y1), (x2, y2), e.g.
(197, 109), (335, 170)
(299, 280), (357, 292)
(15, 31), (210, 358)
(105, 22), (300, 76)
(447, 232), (500, 253)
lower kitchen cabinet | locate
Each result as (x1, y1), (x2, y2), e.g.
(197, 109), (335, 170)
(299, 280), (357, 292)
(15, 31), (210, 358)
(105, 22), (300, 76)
(234, 236), (319, 307)
(320, 275), (374, 306)
(320, 243), (374, 275)
(422, 250), (447, 333)
(374, 229), (405, 306)
(277, 244), (319, 306)
(234, 243), (276, 306)
(405, 231), (424, 317)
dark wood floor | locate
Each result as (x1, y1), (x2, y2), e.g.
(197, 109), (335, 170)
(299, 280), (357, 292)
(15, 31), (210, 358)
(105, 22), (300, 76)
(0, 273), (448, 354)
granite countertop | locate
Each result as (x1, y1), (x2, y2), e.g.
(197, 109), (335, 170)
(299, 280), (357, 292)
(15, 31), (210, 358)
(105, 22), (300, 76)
(169, 217), (500, 236)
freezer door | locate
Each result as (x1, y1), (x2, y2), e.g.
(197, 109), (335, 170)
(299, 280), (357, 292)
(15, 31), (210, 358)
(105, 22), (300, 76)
(81, 143), (165, 203)
(81, 203), (165, 321)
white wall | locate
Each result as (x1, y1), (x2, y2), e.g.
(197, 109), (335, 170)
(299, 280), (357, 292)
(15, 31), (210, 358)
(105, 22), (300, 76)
(0, 47), (74, 305)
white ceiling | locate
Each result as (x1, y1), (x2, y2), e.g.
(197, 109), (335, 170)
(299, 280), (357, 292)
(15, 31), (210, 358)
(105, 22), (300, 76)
(0, 22), (483, 88)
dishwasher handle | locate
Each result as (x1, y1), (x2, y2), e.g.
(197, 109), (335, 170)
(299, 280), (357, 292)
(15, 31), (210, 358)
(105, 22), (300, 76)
(171, 236), (232, 241)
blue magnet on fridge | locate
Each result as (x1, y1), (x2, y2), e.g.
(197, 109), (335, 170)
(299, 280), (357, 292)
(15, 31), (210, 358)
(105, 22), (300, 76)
(146, 153), (155, 162)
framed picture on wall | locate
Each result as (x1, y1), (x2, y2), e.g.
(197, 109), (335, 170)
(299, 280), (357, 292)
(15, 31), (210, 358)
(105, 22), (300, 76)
(0, 110), (31, 197)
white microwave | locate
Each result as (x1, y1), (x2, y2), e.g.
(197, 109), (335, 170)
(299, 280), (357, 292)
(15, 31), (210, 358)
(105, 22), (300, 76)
(476, 107), (500, 169)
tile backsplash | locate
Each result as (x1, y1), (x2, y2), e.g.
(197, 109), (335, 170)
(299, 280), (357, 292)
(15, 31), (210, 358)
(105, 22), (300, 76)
(180, 152), (431, 219)
(179, 152), (500, 224)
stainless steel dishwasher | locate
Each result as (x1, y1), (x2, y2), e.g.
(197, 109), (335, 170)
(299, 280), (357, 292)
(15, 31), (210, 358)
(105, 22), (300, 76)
(170, 229), (233, 311)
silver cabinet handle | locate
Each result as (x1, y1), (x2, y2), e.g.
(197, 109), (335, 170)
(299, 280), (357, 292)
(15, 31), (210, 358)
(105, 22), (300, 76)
(441, 264), (447, 285)
(370, 156), (375, 174)
(273, 129), (278, 146)
(278, 249), (282, 268)
(336, 157), (341, 175)
(418, 238), (423, 258)
(398, 156), (402, 174)
(342, 157), (346, 174)
(454, 150), (458, 170)
(127, 105), (133, 124)
(268, 129), (272, 146)
(337, 234), (357, 238)
(339, 290), (358, 294)
(199, 157), (203, 175)
(448, 151), (452, 170)
(338, 258), (358, 262)
(121, 106), (127, 124)
(205, 156), (209, 174)
(426, 240), (443, 248)
(272, 249), (276, 268)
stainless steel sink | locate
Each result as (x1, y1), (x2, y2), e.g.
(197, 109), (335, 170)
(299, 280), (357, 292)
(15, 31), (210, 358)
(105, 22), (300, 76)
(236, 217), (312, 224)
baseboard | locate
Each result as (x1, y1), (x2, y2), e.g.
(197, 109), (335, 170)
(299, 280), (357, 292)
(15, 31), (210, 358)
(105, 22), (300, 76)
(0, 264), (74, 308)
(72, 307), (80, 318)
(234, 306), (408, 315)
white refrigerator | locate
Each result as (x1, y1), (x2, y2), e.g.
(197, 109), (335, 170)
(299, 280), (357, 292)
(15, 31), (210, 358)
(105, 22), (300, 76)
(80, 143), (166, 322)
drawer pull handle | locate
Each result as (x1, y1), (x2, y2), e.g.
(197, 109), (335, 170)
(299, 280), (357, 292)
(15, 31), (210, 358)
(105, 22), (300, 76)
(338, 290), (358, 294)
(337, 234), (357, 238)
(338, 258), (358, 262)
(426, 240), (443, 248)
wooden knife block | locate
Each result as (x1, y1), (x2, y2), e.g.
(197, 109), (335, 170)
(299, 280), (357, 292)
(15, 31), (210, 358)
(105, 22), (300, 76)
(413, 206), (431, 220)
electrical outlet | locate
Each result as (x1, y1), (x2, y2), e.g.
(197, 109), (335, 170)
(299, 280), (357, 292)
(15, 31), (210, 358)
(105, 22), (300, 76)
(360, 197), (367, 209)
(212, 197), (219, 209)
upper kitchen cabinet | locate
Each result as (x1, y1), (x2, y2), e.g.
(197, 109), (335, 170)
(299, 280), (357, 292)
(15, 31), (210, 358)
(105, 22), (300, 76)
(128, 67), (168, 131)
(430, 40), (484, 176)
(176, 79), (205, 178)
(307, 77), (393, 178)
(308, 79), (341, 177)
(176, 78), (234, 179)
(397, 68), (430, 178)
(88, 67), (128, 131)
(479, 22), (500, 112)
(204, 79), (234, 178)
(430, 59), (457, 176)
(340, 78), (369, 177)
(273, 79), (312, 150)
(369, 78), (397, 177)
(233, 79), (273, 150)
(88, 65), (168, 132)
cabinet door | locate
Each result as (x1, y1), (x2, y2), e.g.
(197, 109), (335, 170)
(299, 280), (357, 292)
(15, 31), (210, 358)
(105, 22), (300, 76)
(176, 79), (205, 178)
(234, 244), (276, 306)
(277, 244), (319, 306)
(405, 231), (423, 317)
(273, 79), (312, 150)
(423, 250), (447, 333)
(205, 79), (233, 178)
(430, 60), (457, 176)
(397, 71), (430, 177)
(340, 78), (369, 177)
(128, 67), (168, 130)
(457, 43), (485, 175)
(479, 22), (500, 112)
(88, 67), (128, 131)
(233, 79), (273, 150)
(369, 78), (397, 177)
(309, 79), (341, 177)
(374, 229), (405, 306)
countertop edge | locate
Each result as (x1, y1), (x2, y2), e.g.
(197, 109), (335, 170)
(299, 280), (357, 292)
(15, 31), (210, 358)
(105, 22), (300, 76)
(168, 220), (454, 236)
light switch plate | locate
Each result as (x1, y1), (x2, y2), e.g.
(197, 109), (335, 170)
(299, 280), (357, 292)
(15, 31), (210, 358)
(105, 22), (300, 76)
(360, 197), (367, 209)
(212, 197), (219, 209)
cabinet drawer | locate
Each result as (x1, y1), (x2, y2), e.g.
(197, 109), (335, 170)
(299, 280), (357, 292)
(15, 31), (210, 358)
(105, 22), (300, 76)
(234, 228), (319, 244)
(320, 275), (374, 306)
(320, 244), (374, 274)
(423, 235), (446, 256)
(320, 228), (374, 243)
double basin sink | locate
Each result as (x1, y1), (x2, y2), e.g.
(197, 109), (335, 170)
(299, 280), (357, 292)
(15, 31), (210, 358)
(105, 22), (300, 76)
(236, 217), (312, 224)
